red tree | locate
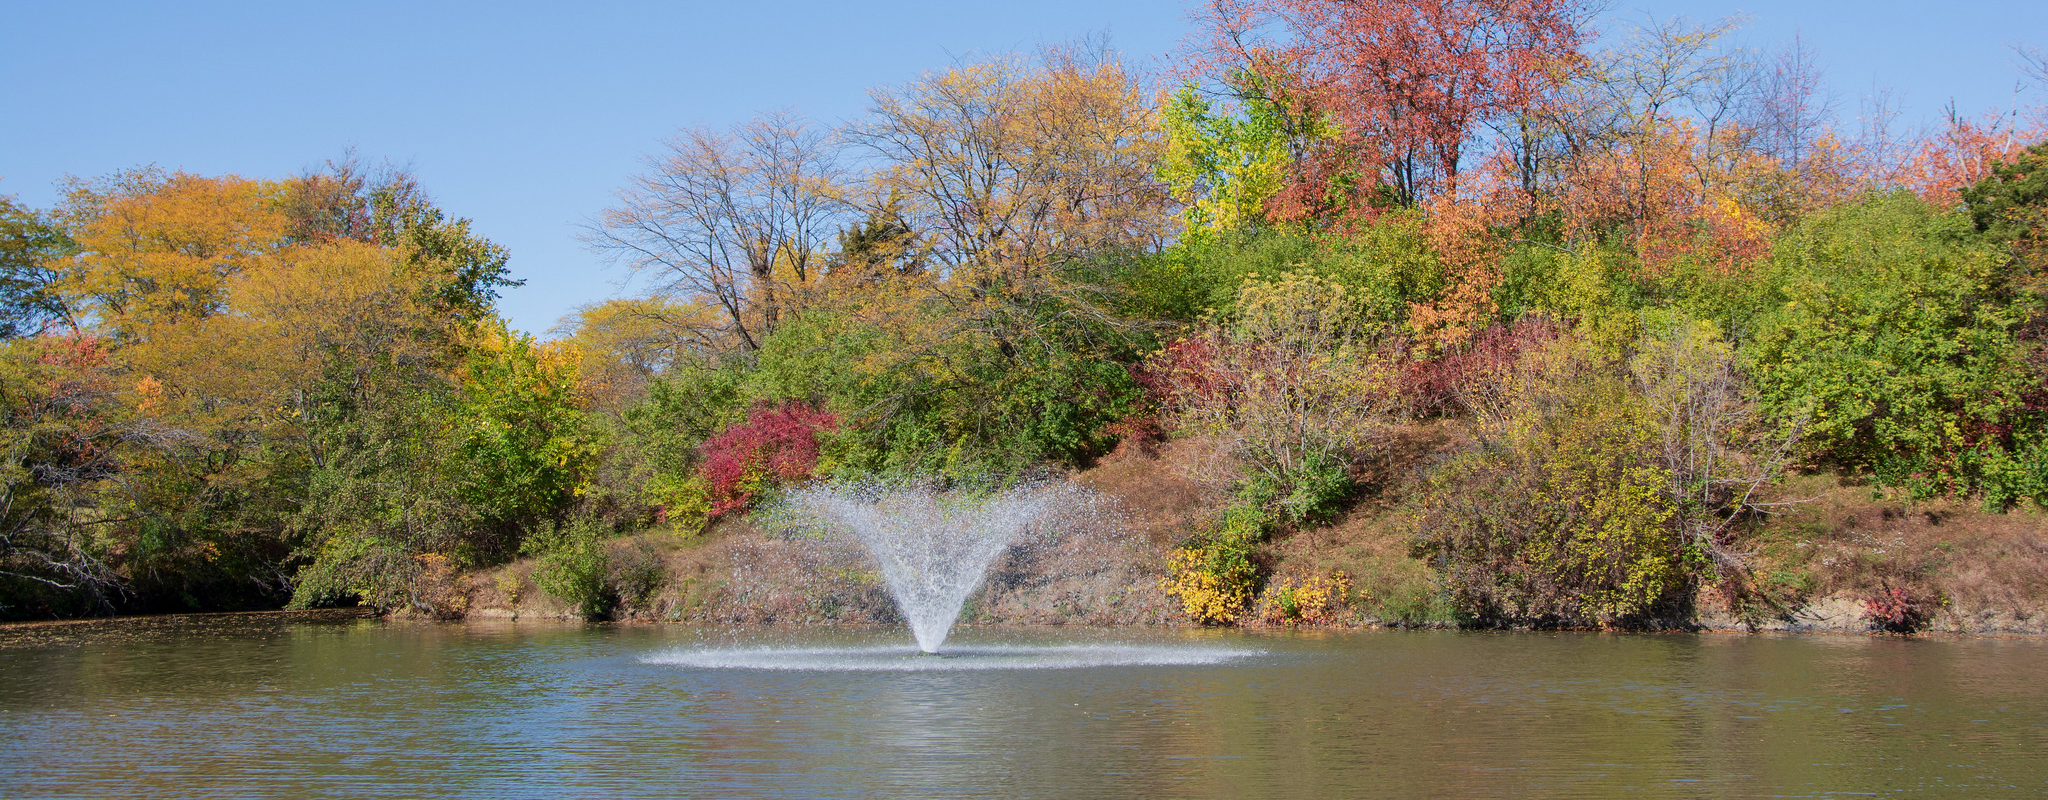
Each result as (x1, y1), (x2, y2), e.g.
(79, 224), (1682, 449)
(1197, 0), (1587, 211)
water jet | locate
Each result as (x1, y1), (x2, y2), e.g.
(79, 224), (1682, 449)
(786, 481), (1086, 653)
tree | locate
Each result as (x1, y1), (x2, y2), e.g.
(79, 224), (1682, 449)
(0, 336), (129, 616)
(850, 42), (1171, 280)
(1158, 74), (1302, 238)
(589, 111), (847, 354)
(0, 196), (75, 339)
(1197, 0), (1588, 209)
(280, 153), (521, 324)
(57, 169), (289, 335)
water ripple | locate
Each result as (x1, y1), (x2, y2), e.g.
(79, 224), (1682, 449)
(642, 643), (1264, 671)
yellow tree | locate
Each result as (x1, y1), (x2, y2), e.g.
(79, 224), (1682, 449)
(58, 169), (289, 336)
(850, 42), (1173, 283)
(559, 296), (721, 414)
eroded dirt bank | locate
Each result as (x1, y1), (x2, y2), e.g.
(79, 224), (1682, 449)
(458, 441), (2048, 637)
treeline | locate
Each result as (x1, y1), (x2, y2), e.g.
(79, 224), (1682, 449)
(4, 1), (2046, 624)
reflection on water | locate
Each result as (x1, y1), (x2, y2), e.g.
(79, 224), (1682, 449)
(3, 620), (2046, 798)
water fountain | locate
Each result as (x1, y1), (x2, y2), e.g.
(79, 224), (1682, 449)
(645, 480), (1263, 671)
(786, 481), (1077, 654)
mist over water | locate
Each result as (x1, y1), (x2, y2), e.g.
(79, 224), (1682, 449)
(785, 481), (1097, 653)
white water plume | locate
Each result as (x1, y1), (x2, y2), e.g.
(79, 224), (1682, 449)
(645, 643), (1262, 671)
(785, 482), (1091, 653)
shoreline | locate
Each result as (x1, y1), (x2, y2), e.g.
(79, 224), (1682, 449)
(0, 607), (377, 634)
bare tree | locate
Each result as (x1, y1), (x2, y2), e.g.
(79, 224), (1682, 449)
(2017, 44), (2047, 89)
(846, 42), (1170, 284)
(587, 111), (848, 354)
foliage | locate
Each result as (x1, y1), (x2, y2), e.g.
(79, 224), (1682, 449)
(1196, 0), (1587, 208)
(15, 22), (2048, 627)
(697, 400), (837, 517)
(1862, 583), (1935, 635)
(1963, 139), (2048, 243)
(1748, 193), (2041, 505)
(1410, 335), (1690, 624)
(1148, 272), (1399, 519)
(1260, 571), (1352, 625)
(524, 518), (668, 621)
(0, 336), (127, 616)
(1158, 74), (1302, 238)
(527, 519), (615, 620)
(850, 42), (1171, 278)
(1162, 505), (1265, 625)
(0, 196), (75, 339)
(449, 322), (600, 554)
(58, 169), (290, 333)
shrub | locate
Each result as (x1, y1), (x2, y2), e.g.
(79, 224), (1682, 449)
(1162, 505), (1264, 625)
(1747, 192), (2040, 505)
(524, 518), (670, 622)
(526, 518), (621, 620)
(696, 400), (837, 516)
(531, 532), (611, 620)
(1863, 584), (1935, 634)
(1260, 571), (1353, 625)
(1410, 336), (1691, 624)
(1147, 272), (1400, 520)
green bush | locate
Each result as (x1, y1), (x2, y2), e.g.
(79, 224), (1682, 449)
(526, 519), (616, 620)
(1747, 192), (2041, 505)
(524, 518), (669, 621)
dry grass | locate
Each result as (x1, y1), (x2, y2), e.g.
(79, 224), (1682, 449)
(1730, 472), (2048, 633)
(459, 440), (2048, 635)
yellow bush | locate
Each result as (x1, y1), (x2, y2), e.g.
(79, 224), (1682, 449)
(1163, 544), (1257, 625)
(1261, 571), (1353, 625)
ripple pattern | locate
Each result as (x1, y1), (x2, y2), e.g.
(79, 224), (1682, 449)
(642, 643), (1265, 671)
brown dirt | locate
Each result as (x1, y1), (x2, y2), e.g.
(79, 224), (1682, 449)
(1708, 472), (2048, 634)
(458, 438), (2048, 637)
(466, 441), (1230, 626)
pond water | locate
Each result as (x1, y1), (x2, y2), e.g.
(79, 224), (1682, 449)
(3, 618), (2045, 798)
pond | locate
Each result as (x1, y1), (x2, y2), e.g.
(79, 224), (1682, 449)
(3, 618), (2045, 798)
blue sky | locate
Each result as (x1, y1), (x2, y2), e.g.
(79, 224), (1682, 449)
(3, 1), (2042, 335)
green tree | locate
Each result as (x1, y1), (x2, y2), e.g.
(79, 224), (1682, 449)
(1747, 192), (2042, 504)
(1158, 76), (1302, 240)
(0, 196), (75, 339)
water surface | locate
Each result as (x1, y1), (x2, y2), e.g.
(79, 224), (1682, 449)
(3, 619), (2045, 798)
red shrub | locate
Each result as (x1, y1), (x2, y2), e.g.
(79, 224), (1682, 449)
(1136, 335), (1227, 426)
(696, 400), (837, 516)
(1399, 317), (1558, 417)
(1863, 584), (1932, 635)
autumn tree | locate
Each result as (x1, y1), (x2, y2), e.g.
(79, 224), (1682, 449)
(57, 168), (289, 335)
(0, 196), (75, 339)
(850, 41), (1171, 280)
(0, 336), (130, 615)
(1196, 0), (1588, 211)
(589, 112), (848, 355)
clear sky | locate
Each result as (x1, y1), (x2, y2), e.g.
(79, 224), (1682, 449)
(3, 1), (2043, 335)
